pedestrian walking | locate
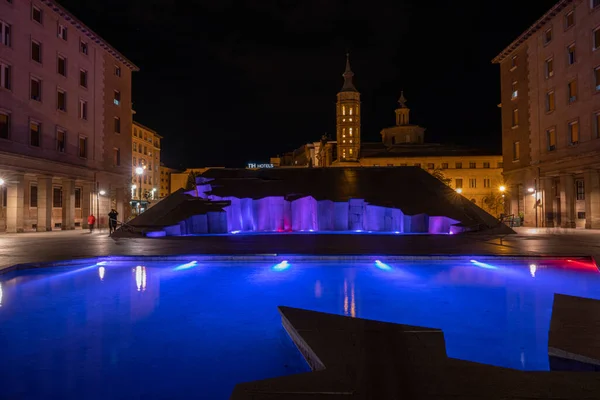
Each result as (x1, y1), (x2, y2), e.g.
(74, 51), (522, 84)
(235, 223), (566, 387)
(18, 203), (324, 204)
(108, 209), (119, 235)
(87, 214), (96, 233)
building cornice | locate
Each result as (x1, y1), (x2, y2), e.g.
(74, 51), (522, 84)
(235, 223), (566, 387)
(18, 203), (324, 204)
(40, 0), (139, 71)
(133, 121), (159, 136)
(492, 0), (573, 64)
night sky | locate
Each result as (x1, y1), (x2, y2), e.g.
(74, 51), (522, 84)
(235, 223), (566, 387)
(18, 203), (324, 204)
(58, 0), (556, 168)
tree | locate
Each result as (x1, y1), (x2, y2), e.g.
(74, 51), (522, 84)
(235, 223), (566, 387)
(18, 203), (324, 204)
(483, 192), (504, 217)
(430, 168), (452, 186)
(185, 171), (200, 197)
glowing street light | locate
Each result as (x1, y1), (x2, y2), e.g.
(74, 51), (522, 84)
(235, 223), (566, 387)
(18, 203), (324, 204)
(99, 190), (106, 196)
(0, 178), (4, 186)
(527, 187), (535, 193)
(456, 188), (463, 194)
(135, 167), (144, 175)
(499, 185), (506, 192)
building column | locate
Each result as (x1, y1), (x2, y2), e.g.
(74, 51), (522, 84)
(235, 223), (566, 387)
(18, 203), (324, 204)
(6, 174), (25, 233)
(61, 178), (75, 230)
(559, 174), (576, 228)
(81, 182), (92, 229)
(540, 177), (554, 227)
(584, 169), (600, 229)
(36, 176), (53, 231)
(509, 184), (519, 217)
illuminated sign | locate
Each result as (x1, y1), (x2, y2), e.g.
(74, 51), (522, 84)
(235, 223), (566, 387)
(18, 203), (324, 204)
(247, 163), (274, 169)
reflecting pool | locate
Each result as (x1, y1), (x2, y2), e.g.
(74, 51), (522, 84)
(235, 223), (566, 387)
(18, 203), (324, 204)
(1, 258), (599, 399)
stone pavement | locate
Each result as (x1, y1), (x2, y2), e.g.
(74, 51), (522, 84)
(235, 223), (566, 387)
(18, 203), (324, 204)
(1, 227), (600, 271)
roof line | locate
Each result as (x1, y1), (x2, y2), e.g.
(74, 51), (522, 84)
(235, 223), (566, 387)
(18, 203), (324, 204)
(492, 0), (573, 64)
(133, 121), (160, 136)
(40, 0), (139, 71)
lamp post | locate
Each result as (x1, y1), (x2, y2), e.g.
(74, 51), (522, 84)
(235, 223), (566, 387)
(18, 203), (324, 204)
(528, 184), (539, 228)
(97, 189), (105, 232)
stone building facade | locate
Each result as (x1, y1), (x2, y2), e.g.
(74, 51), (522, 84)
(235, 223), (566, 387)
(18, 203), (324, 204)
(0, 0), (137, 232)
(131, 121), (161, 213)
(494, 0), (600, 228)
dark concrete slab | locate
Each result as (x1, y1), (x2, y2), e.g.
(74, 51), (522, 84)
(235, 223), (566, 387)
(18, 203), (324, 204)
(230, 307), (600, 400)
(549, 294), (600, 371)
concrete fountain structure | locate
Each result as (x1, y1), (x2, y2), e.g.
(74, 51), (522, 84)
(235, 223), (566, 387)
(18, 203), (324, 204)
(123, 167), (512, 237)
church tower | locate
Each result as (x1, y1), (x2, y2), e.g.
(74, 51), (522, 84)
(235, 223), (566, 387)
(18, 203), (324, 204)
(395, 91), (410, 125)
(335, 54), (361, 162)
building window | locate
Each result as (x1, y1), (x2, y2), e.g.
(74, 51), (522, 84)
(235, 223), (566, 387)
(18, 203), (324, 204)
(53, 187), (62, 208)
(57, 23), (67, 40)
(469, 178), (477, 188)
(595, 28), (600, 51)
(31, 40), (41, 63)
(483, 162), (490, 168)
(568, 44), (576, 65)
(113, 148), (121, 166)
(484, 178), (491, 188)
(545, 58), (554, 78)
(57, 55), (66, 76)
(544, 28), (552, 44)
(546, 91), (555, 112)
(565, 11), (575, 29)
(0, 61), (10, 90)
(595, 67), (600, 91)
(469, 162), (476, 169)
(80, 69), (87, 88)
(133, 127), (137, 137)
(595, 112), (600, 138)
(498, 162), (503, 168)
(143, 145), (147, 155)
(57, 89), (66, 112)
(427, 163), (434, 169)
(547, 128), (556, 151)
(80, 39), (88, 55)
(133, 142), (137, 152)
(78, 136), (87, 158)
(442, 163), (448, 169)
(56, 128), (66, 152)
(511, 56), (518, 70)
(32, 5), (43, 24)
(414, 163), (421, 168)
(513, 141), (520, 161)
(115, 65), (121, 77)
(0, 20), (11, 47)
(113, 90), (120, 106)
(511, 81), (518, 99)
(114, 117), (120, 133)
(576, 180), (585, 200)
(30, 185), (37, 207)
(568, 80), (577, 103)
(593, 0), (600, 9)
(79, 99), (88, 120)
(30, 77), (41, 101)
(512, 108), (519, 127)
(30, 121), (40, 147)
(569, 120), (579, 144)
(0, 111), (9, 139)
(455, 162), (462, 169)
(74, 188), (81, 208)
(455, 179), (463, 189)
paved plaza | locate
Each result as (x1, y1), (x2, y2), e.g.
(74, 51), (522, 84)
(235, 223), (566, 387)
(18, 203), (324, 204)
(1, 228), (600, 271)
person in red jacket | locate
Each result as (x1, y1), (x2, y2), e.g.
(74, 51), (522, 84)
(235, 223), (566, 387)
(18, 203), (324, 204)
(87, 214), (96, 233)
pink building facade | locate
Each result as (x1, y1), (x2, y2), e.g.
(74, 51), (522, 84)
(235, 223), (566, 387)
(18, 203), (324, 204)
(0, 0), (137, 232)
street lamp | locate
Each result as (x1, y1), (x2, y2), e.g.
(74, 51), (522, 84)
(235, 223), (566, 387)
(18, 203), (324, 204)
(0, 178), (4, 186)
(499, 185), (506, 192)
(96, 189), (105, 232)
(456, 188), (463, 194)
(152, 187), (157, 200)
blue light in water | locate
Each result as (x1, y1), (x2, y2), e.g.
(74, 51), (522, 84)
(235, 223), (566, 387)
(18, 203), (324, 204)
(374, 260), (392, 271)
(272, 260), (290, 271)
(470, 259), (497, 269)
(230, 230), (241, 234)
(174, 261), (198, 271)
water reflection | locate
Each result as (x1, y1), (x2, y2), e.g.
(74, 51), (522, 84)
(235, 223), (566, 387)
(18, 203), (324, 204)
(135, 266), (146, 292)
(314, 280), (322, 298)
(0, 282), (3, 307)
(529, 264), (536, 278)
(98, 267), (105, 281)
(343, 278), (356, 318)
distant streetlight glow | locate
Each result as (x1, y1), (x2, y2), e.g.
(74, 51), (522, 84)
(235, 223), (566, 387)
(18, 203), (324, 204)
(499, 185), (506, 192)
(527, 187), (534, 193)
(135, 167), (144, 175)
(0, 178), (4, 186)
(131, 185), (137, 189)
(99, 190), (106, 196)
(456, 188), (463, 194)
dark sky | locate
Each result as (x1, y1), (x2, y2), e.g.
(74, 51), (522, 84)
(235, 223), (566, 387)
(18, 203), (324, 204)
(58, 0), (556, 168)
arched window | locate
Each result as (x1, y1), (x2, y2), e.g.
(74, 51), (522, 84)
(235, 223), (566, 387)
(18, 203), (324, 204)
(342, 106), (346, 115)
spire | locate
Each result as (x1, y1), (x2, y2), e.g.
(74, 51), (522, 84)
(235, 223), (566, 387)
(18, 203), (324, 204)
(398, 91), (407, 108)
(341, 53), (357, 92)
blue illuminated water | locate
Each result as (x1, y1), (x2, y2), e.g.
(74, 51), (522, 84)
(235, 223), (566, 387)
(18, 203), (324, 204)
(1, 258), (600, 399)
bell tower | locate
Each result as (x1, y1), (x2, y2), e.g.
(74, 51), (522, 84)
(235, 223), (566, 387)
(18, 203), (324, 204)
(336, 53), (361, 162)
(395, 91), (410, 125)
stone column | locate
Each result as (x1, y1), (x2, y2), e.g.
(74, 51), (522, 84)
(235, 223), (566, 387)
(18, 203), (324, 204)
(559, 174), (576, 228)
(584, 169), (600, 229)
(540, 177), (554, 227)
(6, 174), (25, 233)
(81, 182), (92, 229)
(36, 176), (53, 231)
(61, 178), (75, 230)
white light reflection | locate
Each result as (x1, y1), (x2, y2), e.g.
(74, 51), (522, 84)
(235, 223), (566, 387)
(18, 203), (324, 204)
(0, 282), (3, 307)
(98, 266), (105, 281)
(314, 280), (322, 298)
(135, 266), (147, 291)
(529, 264), (537, 278)
(342, 279), (356, 318)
